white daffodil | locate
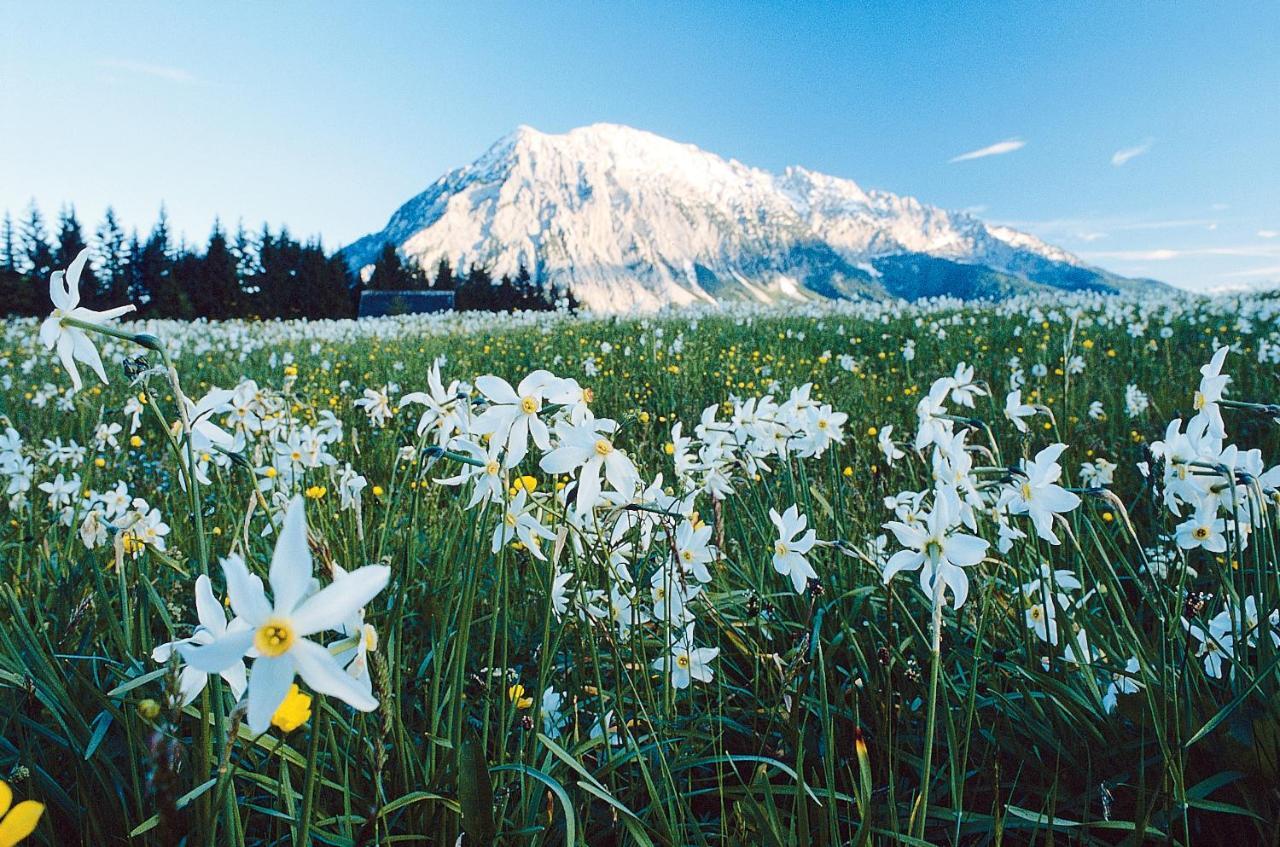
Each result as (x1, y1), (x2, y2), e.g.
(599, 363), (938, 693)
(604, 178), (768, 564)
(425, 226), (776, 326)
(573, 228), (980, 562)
(491, 489), (556, 559)
(38, 249), (136, 392)
(652, 623), (719, 689)
(178, 497), (390, 734)
(882, 491), (988, 609)
(152, 574), (249, 706)
(1003, 390), (1036, 433)
(1192, 346), (1230, 439)
(1000, 444), (1081, 544)
(473, 370), (560, 468)
(878, 425), (905, 465)
(1173, 497), (1228, 553)
(354, 386), (394, 428)
(673, 519), (716, 583)
(539, 417), (640, 514)
(1102, 657), (1143, 713)
(399, 359), (470, 446)
(769, 505), (818, 594)
(948, 362), (987, 407)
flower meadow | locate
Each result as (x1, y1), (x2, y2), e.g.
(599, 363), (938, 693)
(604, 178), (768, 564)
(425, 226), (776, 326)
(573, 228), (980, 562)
(2, 253), (1280, 844)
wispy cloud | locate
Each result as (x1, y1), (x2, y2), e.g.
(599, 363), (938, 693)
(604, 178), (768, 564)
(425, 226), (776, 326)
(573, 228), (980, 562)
(1222, 264), (1280, 279)
(1111, 138), (1154, 167)
(1081, 243), (1280, 262)
(99, 58), (196, 84)
(949, 138), (1025, 163)
(1259, 229), (1278, 239)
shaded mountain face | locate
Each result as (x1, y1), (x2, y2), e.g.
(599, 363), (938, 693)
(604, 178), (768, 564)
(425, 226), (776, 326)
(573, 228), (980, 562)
(344, 124), (1162, 311)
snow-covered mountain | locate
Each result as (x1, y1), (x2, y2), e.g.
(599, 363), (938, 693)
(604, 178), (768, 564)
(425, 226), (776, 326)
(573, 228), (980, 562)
(344, 124), (1162, 311)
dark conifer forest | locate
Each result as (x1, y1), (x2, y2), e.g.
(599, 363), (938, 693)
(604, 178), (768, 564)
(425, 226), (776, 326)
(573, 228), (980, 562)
(0, 203), (571, 319)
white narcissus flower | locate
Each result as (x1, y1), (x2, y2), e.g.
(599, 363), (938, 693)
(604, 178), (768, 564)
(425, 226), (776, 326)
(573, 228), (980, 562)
(1192, 345), (1230, 439)
(769, 505), (818, 594)
(1001, 443), (1081, 544)
(539, 418), (639, 514)
(152, 574), (248, 706)
(877, 425), (905, 465)
(354, 386), (394, 428)
(652, 623), (719, 689)
(1173, 497), (1228, 553)
(473, 371), (560, 468)
(673, 519), (715, 583)
(39, 249), (137, 392)
(948, 362), (987, 407)
(178, 497), (390, 734)
(491, 489), (556, 559)
(1003, 390), (1036, 433)
(882, 491), (988, 609)
(1102, 657), (1142, 713)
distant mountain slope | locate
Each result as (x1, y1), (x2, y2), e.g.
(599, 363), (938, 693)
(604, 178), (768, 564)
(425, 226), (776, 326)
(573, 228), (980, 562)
(344, 124), (1164, 311)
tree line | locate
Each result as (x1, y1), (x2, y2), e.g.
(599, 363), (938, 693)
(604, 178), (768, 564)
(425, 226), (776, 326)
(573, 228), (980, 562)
(0, 204), (572, 320)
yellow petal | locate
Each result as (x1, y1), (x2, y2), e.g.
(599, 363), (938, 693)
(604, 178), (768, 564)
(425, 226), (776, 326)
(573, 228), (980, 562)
(0, 782), (9, 818)
(0, 800), (44, 847)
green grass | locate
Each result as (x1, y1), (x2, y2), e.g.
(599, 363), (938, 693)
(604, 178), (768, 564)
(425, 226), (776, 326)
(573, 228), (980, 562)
(1, 295), (1278, 845)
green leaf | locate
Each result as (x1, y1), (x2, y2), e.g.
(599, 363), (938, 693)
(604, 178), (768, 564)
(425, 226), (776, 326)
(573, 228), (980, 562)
(458, 727), (496, 845)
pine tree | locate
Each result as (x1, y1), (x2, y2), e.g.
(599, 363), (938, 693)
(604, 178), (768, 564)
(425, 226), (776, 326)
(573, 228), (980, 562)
(367, 242), (413, 291)
(95, 207), (129, 305)
(434, 257), (455, 290)
(0, 213), (27, 316)
(20, 202), (55, 283)
(190, 221), (243, 318)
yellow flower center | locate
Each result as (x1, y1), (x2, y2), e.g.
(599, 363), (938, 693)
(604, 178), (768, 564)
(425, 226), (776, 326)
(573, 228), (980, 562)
(1020, 481), (1033, 500)
(504, 511), (518, 527)
(1193, 526), (1210, 540)
(594, 438), (614, 456)
(254, 619), (296, 657)
(1029, 606), (1044, 622)
(520, 396), (539, 415)
(774, 541), (788, 557)
(676, 654), (691, 670)
(1193, 391), (1206, 410)
(681, 549), (694, 562)
(486, 460), (500, 476)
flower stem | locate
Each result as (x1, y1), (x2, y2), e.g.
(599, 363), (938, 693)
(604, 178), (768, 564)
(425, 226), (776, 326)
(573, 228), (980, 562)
(915, 582), (944, 840)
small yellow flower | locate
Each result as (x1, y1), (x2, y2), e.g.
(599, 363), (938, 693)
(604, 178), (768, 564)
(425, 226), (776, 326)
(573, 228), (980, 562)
(663, 442), (675, 456)
(638, 410), (650, 424)
(271, 684), (313, 733)
(371, 485), (384, 497)
(866, 426), (877, 437)
(0, 780), (44, 846)
(842, 466), (853, 478)
(508, 683), (534, 710)
(1082, 339), (1094, 350)
(129, 435), (143, 448)
(1101, 511), (1114, 523)
(305, 485), (327, 500)
(94, 457), (106, 468)
(283, 364), (298, 378)
(511, 475), (538, 495)
(264, 467), (278, 479)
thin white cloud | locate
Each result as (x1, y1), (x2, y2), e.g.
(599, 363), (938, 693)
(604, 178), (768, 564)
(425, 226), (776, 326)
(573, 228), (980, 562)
(1111, 138), (1154, 167)
(949, 138), (1025, 163)
(1082, 243), (1280, 261)
(1222, 264), (1280, 279)
(1259, 229), (1279, 239)
(100, 58), (196, 84)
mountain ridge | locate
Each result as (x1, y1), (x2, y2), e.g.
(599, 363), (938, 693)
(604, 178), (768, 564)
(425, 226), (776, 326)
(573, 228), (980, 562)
(344, 123), (1164, 311)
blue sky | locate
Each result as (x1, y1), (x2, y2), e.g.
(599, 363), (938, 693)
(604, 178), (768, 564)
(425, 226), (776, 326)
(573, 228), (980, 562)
(1, 1), (1276, 290)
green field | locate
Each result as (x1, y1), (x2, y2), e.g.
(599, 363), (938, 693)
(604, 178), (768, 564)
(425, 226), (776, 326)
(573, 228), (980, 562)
(2, 284), (1279, 845)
